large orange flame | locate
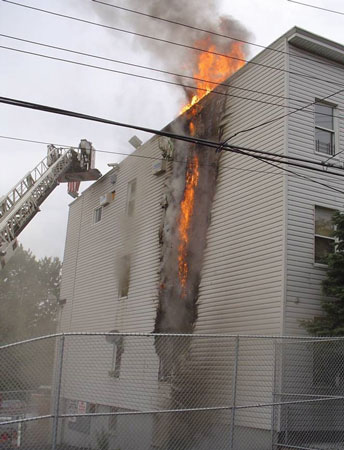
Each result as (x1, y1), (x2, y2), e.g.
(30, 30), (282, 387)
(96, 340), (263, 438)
(180, 40), (246, 115)
(176, 39), (245, 295)
(178, 155), (199, 296)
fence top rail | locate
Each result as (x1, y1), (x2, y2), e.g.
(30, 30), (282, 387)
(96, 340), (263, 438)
(2, 395), (344, 426)
(1, 331), (344, 349)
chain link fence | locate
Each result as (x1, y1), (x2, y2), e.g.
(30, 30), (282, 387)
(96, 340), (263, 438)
(0, 333), (343, 450)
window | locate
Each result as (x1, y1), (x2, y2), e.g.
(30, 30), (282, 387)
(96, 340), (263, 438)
(94, 206), (102, 223)
(158, 357), (173, 382)
(314, 206), (335, 264)
(118, 255), (130, 298)
(109, 337), (124, 378)
(126, 179), (137, 216)
(315, 102), (335, 155)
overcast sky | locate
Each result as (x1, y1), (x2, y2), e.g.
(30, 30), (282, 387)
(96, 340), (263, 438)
(1, 0), (344, 260)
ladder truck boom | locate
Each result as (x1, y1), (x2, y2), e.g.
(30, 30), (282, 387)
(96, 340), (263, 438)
(0, 140), (101, 269)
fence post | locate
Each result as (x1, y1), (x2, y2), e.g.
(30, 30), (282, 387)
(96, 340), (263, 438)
(271, 339), (277, 450)
(229, 335), (239, 450)
(52, 334), (65, 450)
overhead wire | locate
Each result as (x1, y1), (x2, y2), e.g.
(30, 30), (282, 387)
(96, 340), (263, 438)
(1, 42), (341, 119)
(287, 0), (344, 16)
(219, 86), (344, 145)
(1, 96), (344, 179)
(1, 134), (344, 195)
(2, 0), (344, 90)
(0, 44), (306, 113)
(232, 148), (344, 195)
(1, 32), (329, 111)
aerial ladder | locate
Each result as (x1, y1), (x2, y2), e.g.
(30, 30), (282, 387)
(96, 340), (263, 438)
(0, 139), (101, 269)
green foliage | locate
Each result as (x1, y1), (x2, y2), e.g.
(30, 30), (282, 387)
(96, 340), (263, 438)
(302, 211), (344, 336)
(0, 244), (62, 344)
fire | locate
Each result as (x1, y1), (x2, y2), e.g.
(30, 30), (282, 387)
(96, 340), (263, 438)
(178, 155), (200, 295)
(180, 40), (246, 114)
(189, 122), (195, 136)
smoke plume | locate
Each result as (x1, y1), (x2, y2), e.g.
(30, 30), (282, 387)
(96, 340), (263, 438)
(92, 0), (252, 100)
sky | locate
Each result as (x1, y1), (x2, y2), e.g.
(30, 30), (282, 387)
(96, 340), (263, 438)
(1, 0), (344, 260)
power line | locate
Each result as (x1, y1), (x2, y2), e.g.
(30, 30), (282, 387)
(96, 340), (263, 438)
(2, 0), (344, 90)
(0, 45), (302, 114)
(221, 86), (344, 143)
(93, 0), (344, 73)
(1, 133), (344, 194)
(287, 0), (344, 16)
(3, 43), (340, 119)
(1, 96), (344, 179)
(247, 153), (344, 195)
(1, 33), (323, 110)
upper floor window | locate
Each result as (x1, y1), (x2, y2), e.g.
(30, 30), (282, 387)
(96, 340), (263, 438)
(314, 206), (335, 264)
(94, 206), (103, 223)
(315, 102), (335, 155)
(126, 179), (137, 216)
(119, 255), (130, 298)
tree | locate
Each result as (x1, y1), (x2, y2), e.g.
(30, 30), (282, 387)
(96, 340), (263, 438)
(302, 211), (344, 336)
(0, 245), (61, 344)
(0, 245), (62, 390)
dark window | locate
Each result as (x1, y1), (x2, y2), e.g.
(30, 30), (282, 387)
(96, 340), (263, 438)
(126, 179), (137, 216)
(158, 357), (173, 382)
(109, 337), (124, 378)
(119, 256), (130, 298)
(314, 206), (335, 264)
(94, 206), (102, 223)
(315, 102), (335, 155)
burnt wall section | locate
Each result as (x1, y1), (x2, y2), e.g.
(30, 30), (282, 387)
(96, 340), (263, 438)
(154, 94), (227, 383)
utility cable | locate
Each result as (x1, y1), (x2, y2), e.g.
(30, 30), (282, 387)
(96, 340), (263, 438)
(1, 33), (326, 110)
(93, 0), (344, 72)
(2, 43), (339, 119)
(0, 45), (303, 114)
(246, 153), (344, 195)
(220, 86), (344, 144)
(1, 96), (344, 179)
(0, 135), (344, 194)
(287, 0), (344, 16)
(1, 133), (344, 195)
(2, 0), (344, 90)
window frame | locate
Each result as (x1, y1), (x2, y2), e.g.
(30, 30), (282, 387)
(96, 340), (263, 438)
(109, 337), (124, 379)
(314, 101), (337, 156)
(126, 178), (137, 217)
(93, 206), (103, 224)
(118, 255), (130, 299)
(314, 205), (336, 266)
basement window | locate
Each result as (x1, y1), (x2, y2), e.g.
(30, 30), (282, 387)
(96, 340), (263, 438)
(126, 179), (137, 216)
(314, 206), (335, 264)
(315, 102), (335, 155)
(118, 255), (130, 298)
(94, 206), (103, 223)
(109, 337), (124, 378)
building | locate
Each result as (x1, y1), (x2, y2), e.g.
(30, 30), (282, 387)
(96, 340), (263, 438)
(57, 27), (344, 449)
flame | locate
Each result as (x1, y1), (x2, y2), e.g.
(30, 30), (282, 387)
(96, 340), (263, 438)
(178, 155), (200, 295)
(189, 122), (195, 136)
(180, 40), (246, 114)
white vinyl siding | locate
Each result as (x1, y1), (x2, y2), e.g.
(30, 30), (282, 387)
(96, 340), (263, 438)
(285, 41), (344, 335)
(194, 37), (288, 430)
